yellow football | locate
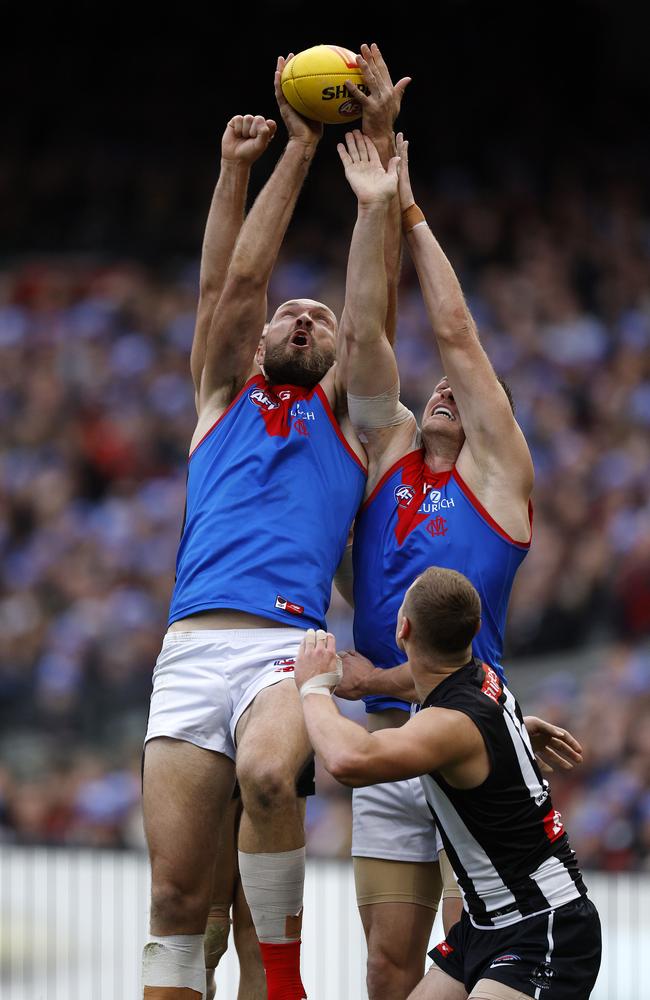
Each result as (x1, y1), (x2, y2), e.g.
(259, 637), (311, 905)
(281, 44), (368, 125)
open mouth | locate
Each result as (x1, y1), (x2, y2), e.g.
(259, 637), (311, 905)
(290, 332), (309, 348)
(432, 405), (455, 421)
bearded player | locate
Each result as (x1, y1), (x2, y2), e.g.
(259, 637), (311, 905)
(336, 129), (535, 1000)
(141, 48), (408, 1000)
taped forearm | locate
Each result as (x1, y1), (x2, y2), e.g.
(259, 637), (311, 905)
(348, 383), (412, 429)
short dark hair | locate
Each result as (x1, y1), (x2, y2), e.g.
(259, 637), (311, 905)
(404, 567), (481, 655)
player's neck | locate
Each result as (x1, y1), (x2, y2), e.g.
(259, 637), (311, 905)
(408, 646), (473, 703)
(421, 436), (460, 473)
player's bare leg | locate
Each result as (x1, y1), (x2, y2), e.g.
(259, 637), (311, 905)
(236, 679), (312, 1000)
(204, 799), (238, 1000)
(142, 737), (235, 999)
(204, 797), (265, 1000)
(233, 874), (267, 998)
(361, 901), (437, 1000)
(407, 965), (468, 999)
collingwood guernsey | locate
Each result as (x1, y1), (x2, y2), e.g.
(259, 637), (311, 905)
(420, 659), (588, 930)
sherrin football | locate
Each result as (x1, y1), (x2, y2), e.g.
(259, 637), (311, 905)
(281, 44), (368, 124)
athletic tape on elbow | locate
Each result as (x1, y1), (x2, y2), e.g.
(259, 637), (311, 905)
(348, 385), (413, 429)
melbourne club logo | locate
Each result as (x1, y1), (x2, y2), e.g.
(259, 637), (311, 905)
(249, 388), (280, 411)
(426, 516), (448, 537)
(394, 484), (416, 508)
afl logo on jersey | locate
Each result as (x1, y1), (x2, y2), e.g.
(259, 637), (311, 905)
(394, 484), (415, 508)
(249, 388), (280, 411)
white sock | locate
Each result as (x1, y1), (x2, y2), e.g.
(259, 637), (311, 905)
(142, 933), (206, 997)
(238, 847), (305, 943)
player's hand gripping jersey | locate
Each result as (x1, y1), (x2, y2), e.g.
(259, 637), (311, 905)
(169, 375), (366, 629)
(353, 449), (532, 709)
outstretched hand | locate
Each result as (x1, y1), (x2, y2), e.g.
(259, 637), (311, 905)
(275, 55), (323, 147)
(524, 716), (583, 774)
(338, 130), (399, 206)
(346, 42), (411, 141)
(395, 132), (415, 211)
(222, 114), (277, 165)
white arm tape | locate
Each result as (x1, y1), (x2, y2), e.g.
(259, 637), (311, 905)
(348, 384), (414, 430)
(300, 656), (343, 699)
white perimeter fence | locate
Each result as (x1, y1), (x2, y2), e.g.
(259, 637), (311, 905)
(0, 847), (647, 999)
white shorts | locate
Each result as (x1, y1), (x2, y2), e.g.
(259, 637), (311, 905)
(352, 777), (443, 863)
(144, 627), (304, 760)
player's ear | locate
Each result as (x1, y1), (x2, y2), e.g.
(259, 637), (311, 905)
(255, 323), (270, 366)
(396, 613), (411, 650)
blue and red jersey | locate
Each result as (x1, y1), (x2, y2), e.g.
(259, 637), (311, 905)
(169, 374), (366, 629)
(352, 448), (531, 711)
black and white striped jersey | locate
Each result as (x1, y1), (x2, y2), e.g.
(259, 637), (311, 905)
(420, 659), (587, 929)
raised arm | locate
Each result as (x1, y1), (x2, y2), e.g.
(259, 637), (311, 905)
(398, 135), (534, 501)
(347, 43), (410, 347)
(337, 132), (400, 399)
(337, 132), (417, 475)
(197, 58), (322, 413)
(190, 114), (277, 401)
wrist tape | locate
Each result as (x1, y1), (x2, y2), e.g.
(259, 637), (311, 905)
(300, 656), (343, 699)
(402, 203), (426, 233)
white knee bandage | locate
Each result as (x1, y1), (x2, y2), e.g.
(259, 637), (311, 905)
(142, 933), (206, 997)
(238, 847), (305, 944)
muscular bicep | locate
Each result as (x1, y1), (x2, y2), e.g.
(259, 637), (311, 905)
(198, 275), (267, 412)
(350, 709), (479, 785)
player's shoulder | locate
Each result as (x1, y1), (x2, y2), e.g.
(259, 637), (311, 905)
(190, 368), (261, 454)
(363, 422), (420, 498)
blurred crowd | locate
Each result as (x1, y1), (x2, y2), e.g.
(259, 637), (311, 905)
(1, 163), (649, 870)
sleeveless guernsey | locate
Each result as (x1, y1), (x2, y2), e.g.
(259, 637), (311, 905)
(169, 374), (366, 629)
(421, 660), (586, 929)
(353, 448), (531, 711)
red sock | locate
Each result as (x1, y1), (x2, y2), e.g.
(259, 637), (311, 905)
(259, 940), (306, 1000)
